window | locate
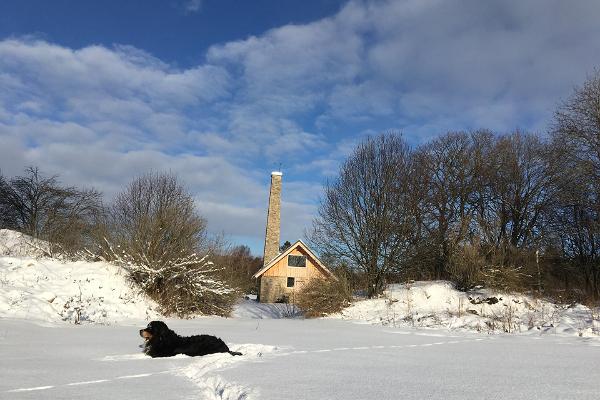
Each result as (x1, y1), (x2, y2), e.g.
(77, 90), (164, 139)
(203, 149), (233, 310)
(287, 277), (295, 287)
(288, 255), (306, 267)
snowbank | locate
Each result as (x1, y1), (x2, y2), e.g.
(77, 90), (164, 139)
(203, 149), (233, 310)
(333, 281), (600, 338)
(0, 230), (160, 324)
(0, 228), (49, 257)
(0, 256), (161, 324)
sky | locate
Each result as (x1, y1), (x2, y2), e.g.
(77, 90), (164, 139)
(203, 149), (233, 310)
(1, 0), (600, 255)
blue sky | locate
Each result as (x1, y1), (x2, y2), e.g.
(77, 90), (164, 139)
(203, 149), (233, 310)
(1, 0), (600, 255)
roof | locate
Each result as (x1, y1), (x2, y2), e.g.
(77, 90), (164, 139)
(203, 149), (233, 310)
(253, 240), (333, 279)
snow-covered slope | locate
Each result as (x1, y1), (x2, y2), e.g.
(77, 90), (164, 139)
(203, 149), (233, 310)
(0, 228), (49, 257)
(0, 230), (160, 324)
(333, 281), (600, 338)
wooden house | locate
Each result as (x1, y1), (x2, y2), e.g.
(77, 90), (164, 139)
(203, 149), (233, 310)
(253, 240), (333, 303)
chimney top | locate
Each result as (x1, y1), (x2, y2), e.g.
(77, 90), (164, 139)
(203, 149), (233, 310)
(271, 171), (283, 176)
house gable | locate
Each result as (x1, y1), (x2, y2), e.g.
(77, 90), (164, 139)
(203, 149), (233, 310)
(253, 240), (332, 279)
(253, 240), (333, 303)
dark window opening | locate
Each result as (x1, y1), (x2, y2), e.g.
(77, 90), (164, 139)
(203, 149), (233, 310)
(287, 277), (295, 287)
(288, 255), (306, 267)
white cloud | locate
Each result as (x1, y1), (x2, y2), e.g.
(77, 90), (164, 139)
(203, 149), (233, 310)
(0, 39), (230, 113)
(206, 0), (600, 141)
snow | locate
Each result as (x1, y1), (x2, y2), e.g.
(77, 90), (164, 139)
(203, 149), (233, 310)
(0, 229), (49, 258)
(2, 318), (600, 399)
(232, 297), (302, 319)
(0, 255), (161, 324)
(333, 281), (600, 338)
(1, 229), (600, 399)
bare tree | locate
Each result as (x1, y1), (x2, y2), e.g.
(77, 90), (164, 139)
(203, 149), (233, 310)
(552, 70), (600, 298)
(0, 172), (19, 230)
(0, 167), (69, 237)
(549, 149), (600, 298)
(479, 132), (557, 251)
(554, 69), (600, 178)
(108, 171), (207, 268)
(0, 167), (102, 254)
(212, 244), (263, 294)
(310, 133), (417, 297)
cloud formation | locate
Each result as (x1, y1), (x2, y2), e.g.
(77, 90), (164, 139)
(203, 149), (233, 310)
(1, 0), (600, 253)
(183, 0), (203, 14)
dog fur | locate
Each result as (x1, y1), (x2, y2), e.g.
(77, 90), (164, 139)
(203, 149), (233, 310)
(139, 320), (242, 358)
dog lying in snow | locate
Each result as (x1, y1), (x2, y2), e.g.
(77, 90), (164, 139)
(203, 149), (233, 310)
(139, 320), (242, 358)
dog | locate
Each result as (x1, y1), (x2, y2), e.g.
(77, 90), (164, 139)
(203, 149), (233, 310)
(139, 321), (242, 358)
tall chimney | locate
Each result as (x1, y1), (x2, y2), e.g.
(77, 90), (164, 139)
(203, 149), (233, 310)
(263, 171), (282, 266)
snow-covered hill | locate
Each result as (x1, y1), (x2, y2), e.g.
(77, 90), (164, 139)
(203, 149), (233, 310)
(0, 229), (160, 324)
(333, 281), (600, 338)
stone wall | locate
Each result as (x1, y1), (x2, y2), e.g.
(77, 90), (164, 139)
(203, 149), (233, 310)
(259, 276), (287, 303)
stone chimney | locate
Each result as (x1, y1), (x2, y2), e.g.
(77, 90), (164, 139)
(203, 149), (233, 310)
(263, 171), (282, 266)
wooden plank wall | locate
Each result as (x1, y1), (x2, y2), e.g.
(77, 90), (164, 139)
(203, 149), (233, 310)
(262, 246), (325, 279)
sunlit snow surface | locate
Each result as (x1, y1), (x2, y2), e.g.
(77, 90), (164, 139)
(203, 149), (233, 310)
(2, 318), (600, 399)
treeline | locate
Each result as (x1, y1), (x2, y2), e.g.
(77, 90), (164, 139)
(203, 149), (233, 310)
(0, 169), (261, 316)
(311, 71), (600, 302)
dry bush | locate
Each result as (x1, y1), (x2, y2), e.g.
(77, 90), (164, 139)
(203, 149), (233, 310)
(156, 278), (239, 318)
(479, 246), (535, 292)
(402, 239), (439, 281)
(445, 243), (537, 293)
(480, 265), (530, 293)
(296, 274), (352, 318)
(101, 241), (238, 317)
(447, 242), (485, 290)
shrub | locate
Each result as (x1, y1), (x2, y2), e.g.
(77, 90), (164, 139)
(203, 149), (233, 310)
(99, 172), (237, 317)
(102, 241), (238, 317)
(447, 242), (485, 290)
(296, 274), (352, 318)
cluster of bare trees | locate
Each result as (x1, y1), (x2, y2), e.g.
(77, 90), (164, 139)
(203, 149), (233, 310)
(312, 71), (600, 301)
(0, 167), (102, 255)
(212, 244), (262, 294)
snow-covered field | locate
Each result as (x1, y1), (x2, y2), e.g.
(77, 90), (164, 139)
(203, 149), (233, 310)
(1, 230), (600, 399)
(2, 318), (600, 399)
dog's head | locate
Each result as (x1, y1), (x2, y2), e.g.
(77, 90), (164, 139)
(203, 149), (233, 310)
(139, 320), (170, 344)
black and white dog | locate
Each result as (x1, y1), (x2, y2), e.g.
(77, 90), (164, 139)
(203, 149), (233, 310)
(139, 321), (242, 358)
